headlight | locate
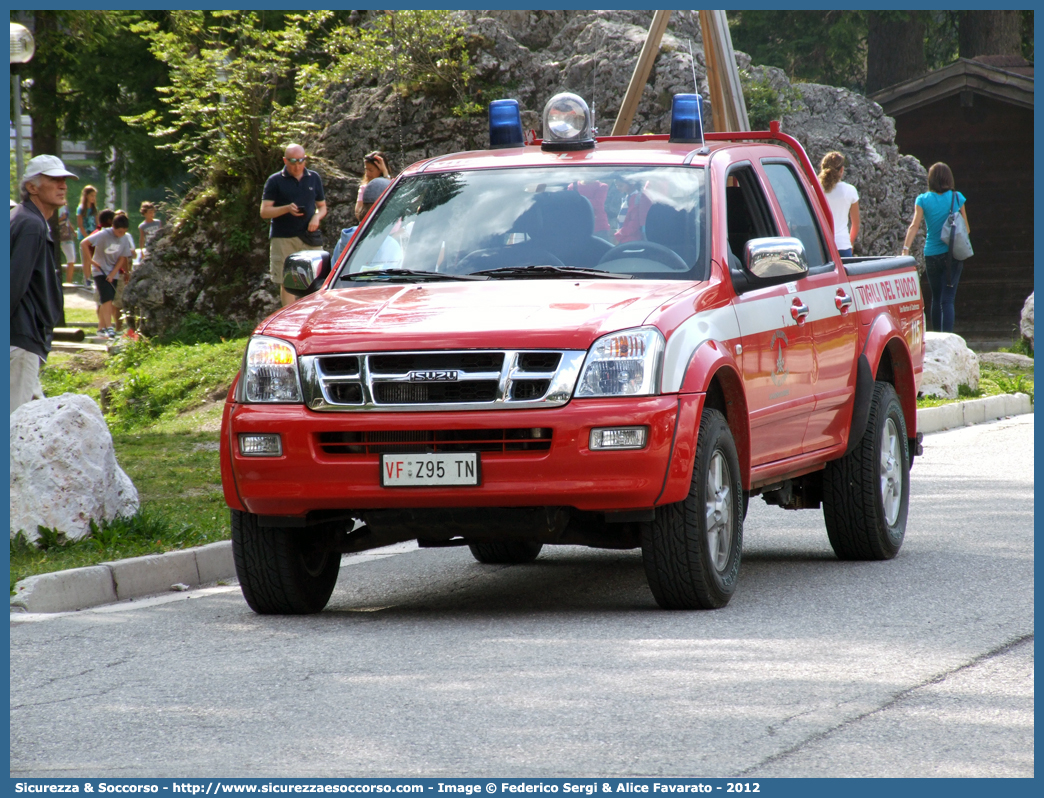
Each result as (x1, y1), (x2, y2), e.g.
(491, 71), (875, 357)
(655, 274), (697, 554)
(242, 335), (302, 403)
(575, 328), (664, 398)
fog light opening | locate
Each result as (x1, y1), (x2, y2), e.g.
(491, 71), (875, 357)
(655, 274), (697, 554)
(589, 426), (648, 451)
(239, 433), (283, 457)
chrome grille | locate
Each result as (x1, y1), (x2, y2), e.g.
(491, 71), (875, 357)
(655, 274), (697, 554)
(299, 349), (586, 412)
(373, 381), (499, 404)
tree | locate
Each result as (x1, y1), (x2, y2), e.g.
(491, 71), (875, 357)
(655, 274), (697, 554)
(865, 12), (927, 93)
(727, 11), (867, 91)
(60, 11), (184, 186)
(126, 11), (337, 193)
(12, 10), (184, 186)
(316, 10), (478, 116)
(959, 11), (1023, 58)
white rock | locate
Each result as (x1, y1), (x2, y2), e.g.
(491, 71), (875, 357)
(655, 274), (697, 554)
(1020, 292), (1033, 347)
(10, 393), (138, 542)
(919, 332), (980, 399)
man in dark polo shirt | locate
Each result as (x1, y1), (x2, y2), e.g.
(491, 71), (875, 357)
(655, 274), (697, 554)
(260, 143), (327, 306)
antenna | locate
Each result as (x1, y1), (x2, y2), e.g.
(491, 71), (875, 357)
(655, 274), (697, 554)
(688, 39), (698, 94)
(591, 64), (598, 136)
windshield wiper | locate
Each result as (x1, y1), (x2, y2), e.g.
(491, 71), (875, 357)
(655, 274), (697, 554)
(341, 269), (488, 282)
(470, 265), (632, 279)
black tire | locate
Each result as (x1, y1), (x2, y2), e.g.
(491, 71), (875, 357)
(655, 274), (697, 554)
(231, 510), (341, 614)
(640, 408), (743, 609)
(468, 540), (543, 564)
(823, 381), (910, 560)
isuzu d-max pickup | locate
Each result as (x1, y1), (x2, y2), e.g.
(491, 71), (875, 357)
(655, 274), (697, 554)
(220, 93), (925, 614)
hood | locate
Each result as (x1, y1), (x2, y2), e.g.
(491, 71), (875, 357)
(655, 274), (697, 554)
(261, 279), (700, 354)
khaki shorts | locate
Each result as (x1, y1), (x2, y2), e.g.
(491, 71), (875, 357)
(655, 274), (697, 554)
(269, 236), (307, 285)
(10, 346), (44, 413)
(60, 240), (76, 263)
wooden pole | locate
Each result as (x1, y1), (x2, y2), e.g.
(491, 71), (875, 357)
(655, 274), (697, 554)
(699, 10), (750, 132)
(612, 10), (672, 136)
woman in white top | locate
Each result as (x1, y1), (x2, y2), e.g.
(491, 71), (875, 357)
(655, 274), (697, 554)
(818, 151), (860, 258)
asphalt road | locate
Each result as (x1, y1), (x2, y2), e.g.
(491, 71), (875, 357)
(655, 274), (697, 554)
(10, 415), (1034, 778)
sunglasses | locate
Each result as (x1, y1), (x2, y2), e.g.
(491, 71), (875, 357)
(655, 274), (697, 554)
(285, 157), (307, 164)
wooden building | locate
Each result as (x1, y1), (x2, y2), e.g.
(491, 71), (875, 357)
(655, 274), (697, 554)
(871, 57), (1033, 348)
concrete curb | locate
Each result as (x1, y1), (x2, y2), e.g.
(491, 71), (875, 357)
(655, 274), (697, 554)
(9, 394), (1034, 615)
(10, 541), (234, 614)
(916, 392), (1033, 434)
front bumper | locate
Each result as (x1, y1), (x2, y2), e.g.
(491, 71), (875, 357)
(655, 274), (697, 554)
(221, 394), (703, 518)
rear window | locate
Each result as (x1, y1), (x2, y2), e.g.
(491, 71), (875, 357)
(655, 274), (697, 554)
(337, 165), (708, 281)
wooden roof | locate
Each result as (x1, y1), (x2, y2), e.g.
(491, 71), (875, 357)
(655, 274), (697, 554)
(870, 58), (1034, 116)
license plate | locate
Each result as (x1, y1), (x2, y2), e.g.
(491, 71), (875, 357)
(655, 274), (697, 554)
(381, 453), (480, 487)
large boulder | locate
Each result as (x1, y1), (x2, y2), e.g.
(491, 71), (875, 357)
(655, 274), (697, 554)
(10, 394), (138, 542)
(1020, 292), (1033, 350)
(920, 333), (980, 399)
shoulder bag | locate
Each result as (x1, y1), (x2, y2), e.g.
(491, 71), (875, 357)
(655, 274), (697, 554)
(940, 190), (973, 261)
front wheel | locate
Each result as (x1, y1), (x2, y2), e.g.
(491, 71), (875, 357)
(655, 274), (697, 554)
(231, 510), (341, 614)
(822, 381), (910, 560)
(641, 408), (743, 609)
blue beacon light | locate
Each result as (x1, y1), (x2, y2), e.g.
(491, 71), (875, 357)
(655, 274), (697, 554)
(489, 99), (525, 149)
(670, 94), (705, 146)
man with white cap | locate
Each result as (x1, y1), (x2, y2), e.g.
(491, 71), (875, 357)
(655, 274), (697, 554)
(10, 154), (77, 412)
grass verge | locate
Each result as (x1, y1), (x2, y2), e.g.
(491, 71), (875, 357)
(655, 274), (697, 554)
(13, 324), (246, 591)
(916, 361), (1034, 408)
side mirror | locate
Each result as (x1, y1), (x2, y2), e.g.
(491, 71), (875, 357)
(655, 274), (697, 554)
(283, 250), (331, 297)
(730, 236), (809, 293)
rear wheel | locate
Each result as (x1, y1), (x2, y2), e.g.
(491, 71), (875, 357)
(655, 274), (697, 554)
(823, 381), (910, 560)
(468, 540), (543, 564)
(231, 510), (341, 614)
(641, 408), (743, 609)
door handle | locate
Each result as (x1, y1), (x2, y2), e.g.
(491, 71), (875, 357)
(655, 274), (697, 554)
(835, 291), (853, 313)
(791, 299), (809, 323)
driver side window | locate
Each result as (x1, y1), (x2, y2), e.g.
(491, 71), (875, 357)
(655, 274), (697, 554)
(724, 166), (777, 270)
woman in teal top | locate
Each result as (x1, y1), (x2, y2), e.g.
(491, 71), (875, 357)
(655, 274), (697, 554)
(76, 185), (99, 286)
(901, 162), (970, 333)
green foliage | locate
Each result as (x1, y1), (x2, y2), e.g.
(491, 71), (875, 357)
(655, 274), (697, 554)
(917, 361), (1034, 407)
(740, 71), (802, 130)
(728, 11), (868, 91)
(158, 313), (255, 346)
(729, 9), (1032, 92)
(1000, 331), (1033, 358)
(41, 335), (246, 432)
(924, 12), (960, 72)
(14, 11), (183, 187)
(314, 10), (477, 116)
(979, 364), (1034, 403)
(34, 526), (69, 552)
(125, 11), (329, 189)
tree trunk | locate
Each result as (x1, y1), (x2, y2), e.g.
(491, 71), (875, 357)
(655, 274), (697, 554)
(28, 11), (60, 159)
(23, 12), (66, 278)
(865, 12), (927, 94)
(959, 11), (1023, 58)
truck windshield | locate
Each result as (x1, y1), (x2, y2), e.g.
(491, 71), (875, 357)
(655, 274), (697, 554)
(337, 166), (707, 282)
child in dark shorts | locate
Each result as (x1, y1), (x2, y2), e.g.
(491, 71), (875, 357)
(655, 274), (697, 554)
(81, 212), (133, 338)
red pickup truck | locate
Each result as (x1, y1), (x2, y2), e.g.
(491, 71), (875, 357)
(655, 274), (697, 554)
(220, 93), (924, 614)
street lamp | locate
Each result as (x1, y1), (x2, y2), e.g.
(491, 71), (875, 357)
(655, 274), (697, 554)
(11, 22), (35, 183)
